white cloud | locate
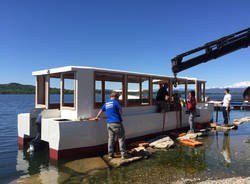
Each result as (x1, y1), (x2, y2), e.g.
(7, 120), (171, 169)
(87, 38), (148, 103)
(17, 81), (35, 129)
(224, 81), (250, 88)
(207, 81), (250, 89)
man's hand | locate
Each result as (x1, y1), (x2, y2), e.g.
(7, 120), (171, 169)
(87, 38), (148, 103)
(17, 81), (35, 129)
(94, 117), (99, 120)
(95, 110), (103, 121)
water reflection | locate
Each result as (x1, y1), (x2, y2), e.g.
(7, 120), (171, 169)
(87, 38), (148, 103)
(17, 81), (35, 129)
(16, 146), (49, 175)
(221, 132), (231, 167)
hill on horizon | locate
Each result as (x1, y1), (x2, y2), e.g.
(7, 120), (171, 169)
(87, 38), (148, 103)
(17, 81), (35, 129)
(0, 83), (73, 94)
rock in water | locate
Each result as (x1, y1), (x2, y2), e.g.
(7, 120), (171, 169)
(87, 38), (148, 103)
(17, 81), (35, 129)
(233, 117), (250, 126)
(149, 136), (174, 149)
(65, 157), (108, 174)
(10, 169), (70, 184)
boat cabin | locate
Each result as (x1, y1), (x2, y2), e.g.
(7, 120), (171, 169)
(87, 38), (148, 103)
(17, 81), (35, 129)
(33, 66), (206, 120)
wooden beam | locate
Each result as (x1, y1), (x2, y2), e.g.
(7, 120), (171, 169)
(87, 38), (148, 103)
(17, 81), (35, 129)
(35, 76), (38, 107)
(60, 74), (64, 109)
(124, 75), (128, 107)
(101, 80), (105, 103)
(185, 81), (188, 103)
(195, 80), (198, 103)
(139, 81), (142, 100)
(149, 77), (153, 105)
(45, 75), (50, 109)
(203, 82), (206, 102)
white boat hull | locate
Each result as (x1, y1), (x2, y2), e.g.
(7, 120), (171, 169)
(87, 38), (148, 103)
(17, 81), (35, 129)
(18, 104), (213, 160)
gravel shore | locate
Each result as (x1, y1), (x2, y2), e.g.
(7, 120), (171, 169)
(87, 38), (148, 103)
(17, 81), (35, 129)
(176, 177), (250, 184)
(198, 177), (250, 184)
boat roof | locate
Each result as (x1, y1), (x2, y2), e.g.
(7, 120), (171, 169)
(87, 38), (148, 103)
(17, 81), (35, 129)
(32, 66), (206, 82)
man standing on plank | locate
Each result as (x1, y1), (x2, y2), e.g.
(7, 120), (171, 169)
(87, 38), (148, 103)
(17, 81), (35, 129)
(95, 91), (127, 159)
(222, 89), (232, 126)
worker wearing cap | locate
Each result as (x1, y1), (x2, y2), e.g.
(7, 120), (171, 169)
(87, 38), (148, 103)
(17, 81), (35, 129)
(95, 91), (127, 159)
(222, 88), (232, 126)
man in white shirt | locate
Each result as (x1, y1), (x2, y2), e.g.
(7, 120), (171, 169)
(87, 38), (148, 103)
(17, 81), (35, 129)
(222, 89), (231, 125)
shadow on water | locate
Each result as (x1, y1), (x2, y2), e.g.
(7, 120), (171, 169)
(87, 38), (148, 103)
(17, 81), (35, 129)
(7, 110), (250, 184)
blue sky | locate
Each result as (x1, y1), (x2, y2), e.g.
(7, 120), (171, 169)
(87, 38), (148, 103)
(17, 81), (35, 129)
(0, 0), (249, 87)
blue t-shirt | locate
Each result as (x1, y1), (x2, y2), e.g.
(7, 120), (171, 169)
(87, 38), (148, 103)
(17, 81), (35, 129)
(102, 100), (122, 123)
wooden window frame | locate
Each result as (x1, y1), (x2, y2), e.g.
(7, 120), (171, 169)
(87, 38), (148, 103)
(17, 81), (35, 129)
(36, 75), (46, 107)
(61, 72), (76, 110)
(94, 71), (125, 109)
(127, 75), (150, 107)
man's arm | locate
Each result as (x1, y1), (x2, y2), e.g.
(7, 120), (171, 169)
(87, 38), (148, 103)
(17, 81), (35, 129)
(94, 110), (103, 120)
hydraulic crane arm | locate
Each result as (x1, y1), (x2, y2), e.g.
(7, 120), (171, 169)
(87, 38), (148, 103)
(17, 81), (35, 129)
(171, 28), (250, 76)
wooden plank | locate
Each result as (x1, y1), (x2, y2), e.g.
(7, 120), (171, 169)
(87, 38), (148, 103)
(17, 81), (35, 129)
(149, 77), (153, 105)
(123, 75), (128, 107)
(185, 81), (187, 103)
(139, 81), (142, 100)
(101, 80), (105, 103)
(60, 74), (64, 109)
(203, 82), (206, 102)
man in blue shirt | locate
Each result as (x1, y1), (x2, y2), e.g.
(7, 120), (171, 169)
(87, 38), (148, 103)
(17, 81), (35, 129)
(95, 92), (127, 159)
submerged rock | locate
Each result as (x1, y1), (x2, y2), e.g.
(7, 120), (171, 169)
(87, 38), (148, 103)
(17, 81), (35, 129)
(233, 117), (250, 126)
(65, 157), (108, 174)
(149, 136), (175, 149)
(11, 169), (70, 184)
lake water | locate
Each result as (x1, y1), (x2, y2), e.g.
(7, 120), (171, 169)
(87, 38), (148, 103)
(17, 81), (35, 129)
(0, 94), (250, 184)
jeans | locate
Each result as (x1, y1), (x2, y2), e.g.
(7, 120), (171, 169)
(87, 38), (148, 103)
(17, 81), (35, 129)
(107, 123), (126, 157)
(189, 110), (196, 131)
(222, 107), (230, 124)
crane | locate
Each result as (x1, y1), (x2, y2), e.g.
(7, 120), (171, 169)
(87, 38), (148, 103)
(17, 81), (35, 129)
(171, 28), (250, 82)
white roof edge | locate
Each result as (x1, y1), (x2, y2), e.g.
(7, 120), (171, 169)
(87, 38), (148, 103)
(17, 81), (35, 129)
(32, 65), (206, 81)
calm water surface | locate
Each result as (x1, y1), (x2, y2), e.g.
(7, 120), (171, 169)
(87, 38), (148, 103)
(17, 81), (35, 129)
(0, 94), (250, 184)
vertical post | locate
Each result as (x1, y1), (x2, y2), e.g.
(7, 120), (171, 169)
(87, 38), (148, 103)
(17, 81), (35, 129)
(185, 81), (188, 103)
(139, 80), (142, 100)
(195, 80), (199, 103)
(35, 76), (38, 107)
(74, 72), (76, 109)
(124, 75), (128, 107)
(203, 82), (206, 102)
(60, 74), (64, 109)
(149, 77), (153, 105)
(45, 75), (50, 109)
(199, 83), (203, 102)
(101, 80), (105, 103)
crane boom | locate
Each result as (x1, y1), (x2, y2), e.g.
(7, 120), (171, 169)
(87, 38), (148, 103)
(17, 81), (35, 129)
(171, 28), (250, 76)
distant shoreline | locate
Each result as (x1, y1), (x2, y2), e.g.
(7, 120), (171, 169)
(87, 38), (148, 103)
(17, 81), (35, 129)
(0, 83), (73, 95)
(0, 83), (245, 95)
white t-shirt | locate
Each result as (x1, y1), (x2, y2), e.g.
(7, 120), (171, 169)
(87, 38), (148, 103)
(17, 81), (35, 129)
(223, 94), (232, 107)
